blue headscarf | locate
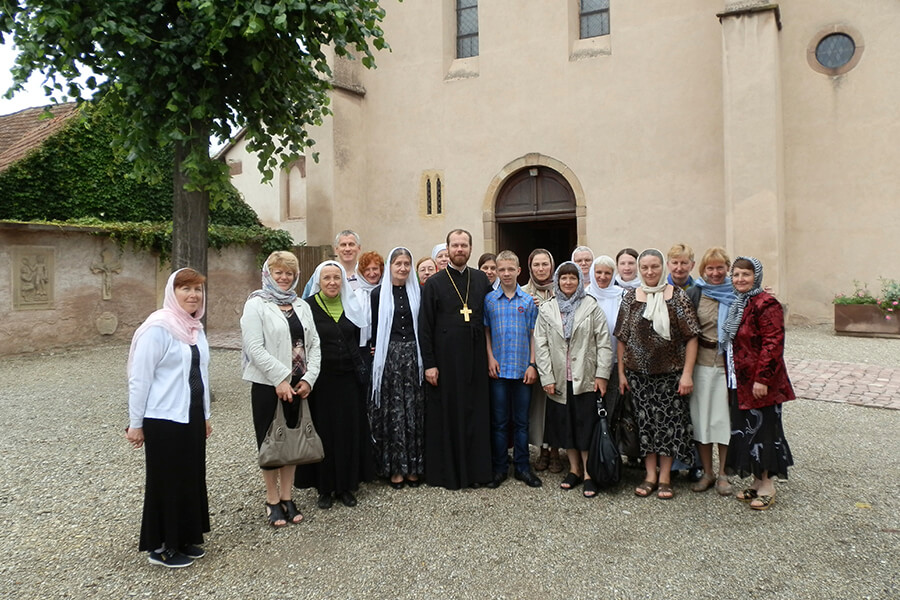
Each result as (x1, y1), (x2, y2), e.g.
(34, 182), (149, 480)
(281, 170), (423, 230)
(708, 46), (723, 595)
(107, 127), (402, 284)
(694, 277), (736, 350)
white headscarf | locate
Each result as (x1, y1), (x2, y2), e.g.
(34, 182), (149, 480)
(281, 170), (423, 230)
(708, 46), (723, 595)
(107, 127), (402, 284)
(638, 248), (671, 340)
(571, 246), (594, 288)
(354, 264), (381, 346)
(308, 260), (368, 329)
(128, 268), (205, 374)
(371, 247), (423, 408)
(431, 243), (447, 261)
(587, 255), (623, 352)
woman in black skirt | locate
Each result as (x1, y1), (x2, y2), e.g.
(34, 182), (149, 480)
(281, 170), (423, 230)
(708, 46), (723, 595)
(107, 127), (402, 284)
(126, 268), (211, 568)
(369, 247), (425, 488)
(241, 251), (321, 527)
(723, 256), (794, 510)
(295, 261), (375, 509)
(533, 262), (612, 498)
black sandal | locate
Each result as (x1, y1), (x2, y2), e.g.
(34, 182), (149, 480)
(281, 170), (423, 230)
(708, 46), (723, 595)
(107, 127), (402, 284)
(265, 502), (288, 528)
(560, 472), (583, 490)
(281, 499), (303, 524)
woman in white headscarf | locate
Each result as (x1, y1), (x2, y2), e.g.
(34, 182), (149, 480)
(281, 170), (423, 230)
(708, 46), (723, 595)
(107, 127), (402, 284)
(126, 268), (211, 568)
(614, 249), (700, 500)
(571, 245), (594, 289)
(587, 255), (626, 440)
(368, 247), (425, 489)
(431, 243), (450, 271)
(241, 251), (321, 528)
(294, 261), (375, 509)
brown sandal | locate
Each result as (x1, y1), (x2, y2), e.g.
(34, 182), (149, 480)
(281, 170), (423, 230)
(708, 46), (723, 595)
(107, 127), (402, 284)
(736, 488), (759, 502)
(657, 483), (675, 500)
(750, 493), (776, 510)
(634, 480), (658, 497)
(690, 473), (715, 493)
(715, 476), (732, 496)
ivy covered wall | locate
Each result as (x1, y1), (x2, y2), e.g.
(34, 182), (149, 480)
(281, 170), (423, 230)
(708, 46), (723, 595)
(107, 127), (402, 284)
(0, 105), (259, 228)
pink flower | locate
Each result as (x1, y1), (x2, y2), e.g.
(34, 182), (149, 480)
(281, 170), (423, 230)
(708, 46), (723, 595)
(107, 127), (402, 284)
(894, 301), (899, 306)
(887, 315), (893, 321)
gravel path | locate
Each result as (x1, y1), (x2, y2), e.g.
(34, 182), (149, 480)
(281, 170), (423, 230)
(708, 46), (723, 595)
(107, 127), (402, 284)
(1, 334), (898, 599)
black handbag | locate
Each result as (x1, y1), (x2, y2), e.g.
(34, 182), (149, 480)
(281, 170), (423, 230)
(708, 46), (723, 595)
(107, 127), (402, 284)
(586, 395), (622, 487)
(614, 389), (641, 459)
(258, 397), (325, 468)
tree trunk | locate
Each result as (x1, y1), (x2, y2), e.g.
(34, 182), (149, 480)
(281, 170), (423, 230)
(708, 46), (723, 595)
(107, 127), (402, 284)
(172, 138), (209, 276)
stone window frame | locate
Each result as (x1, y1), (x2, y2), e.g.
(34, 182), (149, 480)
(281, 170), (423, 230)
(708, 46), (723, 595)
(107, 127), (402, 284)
(569, 0), (611, 61)
(807, 24), (864, 76)
(420, 170), (445, 218)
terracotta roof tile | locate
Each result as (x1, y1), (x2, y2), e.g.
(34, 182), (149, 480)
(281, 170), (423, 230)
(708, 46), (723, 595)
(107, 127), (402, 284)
(0, 103), (80, 173)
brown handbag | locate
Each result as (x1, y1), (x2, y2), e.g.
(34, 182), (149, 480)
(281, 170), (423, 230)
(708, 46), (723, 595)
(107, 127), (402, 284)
(258, 396), (324, 468)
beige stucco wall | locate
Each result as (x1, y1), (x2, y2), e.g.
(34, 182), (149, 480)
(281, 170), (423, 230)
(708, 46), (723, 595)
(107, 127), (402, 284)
(0, 224), (259, 357)
(220, 0), (900, 324)
(779, 0), (900, 322)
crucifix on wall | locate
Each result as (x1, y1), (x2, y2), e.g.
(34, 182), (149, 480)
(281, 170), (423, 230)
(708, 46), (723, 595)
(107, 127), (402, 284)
(91, 247), (122, 300)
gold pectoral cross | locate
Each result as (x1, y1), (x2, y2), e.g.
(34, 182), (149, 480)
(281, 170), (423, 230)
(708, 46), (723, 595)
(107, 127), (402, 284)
(460, 303), (472, 322)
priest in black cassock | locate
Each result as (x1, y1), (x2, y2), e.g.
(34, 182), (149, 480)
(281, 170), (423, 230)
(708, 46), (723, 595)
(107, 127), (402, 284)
(418, 229), (493, 489)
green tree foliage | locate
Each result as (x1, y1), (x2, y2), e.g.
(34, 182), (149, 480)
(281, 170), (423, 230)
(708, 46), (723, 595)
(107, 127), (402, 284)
(0, 105), (259, 227)
(0, 0), (391, 271)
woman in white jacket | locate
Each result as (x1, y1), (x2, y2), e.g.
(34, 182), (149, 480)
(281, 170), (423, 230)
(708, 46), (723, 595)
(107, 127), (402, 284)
(241, 251), (321, 527)
(126, 268), (211, 568)
(534, 262), (612, 498)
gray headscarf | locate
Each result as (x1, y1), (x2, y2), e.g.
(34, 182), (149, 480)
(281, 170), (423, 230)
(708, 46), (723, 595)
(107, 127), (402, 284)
(722, 256), (765, 342)
(554, 261), (586, 340)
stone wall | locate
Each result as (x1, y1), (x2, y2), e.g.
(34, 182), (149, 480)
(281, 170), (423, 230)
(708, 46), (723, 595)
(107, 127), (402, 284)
(0, 223), (259, 357)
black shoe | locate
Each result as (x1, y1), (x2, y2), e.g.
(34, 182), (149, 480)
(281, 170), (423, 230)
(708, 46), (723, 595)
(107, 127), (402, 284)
(317, 493), (334, 509)
(148, 549), (193, 568)
(687, 467), (704, 482)
(405, 478), (422, 488)
(389, 480), (405, 490)
(486, 472), (508, 489)
(470, 482), (482, 489)
(514, 469), (543, 488)
(180, 545), (206, 559)
(338, 491), (357, 507)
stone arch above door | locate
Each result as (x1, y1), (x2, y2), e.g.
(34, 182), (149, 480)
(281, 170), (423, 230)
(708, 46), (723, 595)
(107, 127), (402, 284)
(482, 153), (587, 253)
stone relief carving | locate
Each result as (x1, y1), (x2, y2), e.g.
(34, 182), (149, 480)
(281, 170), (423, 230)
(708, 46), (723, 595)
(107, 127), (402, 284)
(91, 247), (122, 300)
(12, 246), (55, 310)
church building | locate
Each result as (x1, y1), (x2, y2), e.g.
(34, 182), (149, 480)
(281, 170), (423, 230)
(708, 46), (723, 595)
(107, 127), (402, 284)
(220, 1), (900, 324)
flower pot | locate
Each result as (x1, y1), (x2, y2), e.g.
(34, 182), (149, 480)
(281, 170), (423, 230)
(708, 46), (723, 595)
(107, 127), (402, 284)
(834, 304), (900, 338)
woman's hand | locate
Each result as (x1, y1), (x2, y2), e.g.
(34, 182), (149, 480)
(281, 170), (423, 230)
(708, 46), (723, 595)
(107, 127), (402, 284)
(275, 380), (294, 402)
(618, 370), (629, 395)
(205, 420), (212, 439)
(125, 427), (144, 449)
(542, 383), (555, 396)
(594, 377), (608, 396)
(678, 372), (694, 396)
(752, 381), (768, 399)
(293, 381), (311, 399)
(425, 367), (439, 387)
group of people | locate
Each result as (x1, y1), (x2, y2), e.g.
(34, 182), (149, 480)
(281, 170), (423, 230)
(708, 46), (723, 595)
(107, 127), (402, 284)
(126, 228), (795, 568)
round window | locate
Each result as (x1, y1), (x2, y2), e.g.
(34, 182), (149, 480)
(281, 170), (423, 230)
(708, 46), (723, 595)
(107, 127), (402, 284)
(815, 33), (856, 69)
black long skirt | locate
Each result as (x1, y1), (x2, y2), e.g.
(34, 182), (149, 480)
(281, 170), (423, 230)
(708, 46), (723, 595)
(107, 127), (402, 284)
(725, 390), (794, 479)
(544, 382), (599, 451)
(294, 368), (375, 495)
(138, 402), (210, 551)
(368, 340), (425, 478)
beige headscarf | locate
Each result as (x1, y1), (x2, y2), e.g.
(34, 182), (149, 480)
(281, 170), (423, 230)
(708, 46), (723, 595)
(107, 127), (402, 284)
(639, 248), (671, 340)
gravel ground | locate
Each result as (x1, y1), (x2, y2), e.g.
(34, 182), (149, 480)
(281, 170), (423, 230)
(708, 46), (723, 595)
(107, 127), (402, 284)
(1, 330), (898, 599)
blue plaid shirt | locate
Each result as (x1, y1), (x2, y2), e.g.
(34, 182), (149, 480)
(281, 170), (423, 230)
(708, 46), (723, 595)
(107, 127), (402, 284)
(483, 285), (538, 380)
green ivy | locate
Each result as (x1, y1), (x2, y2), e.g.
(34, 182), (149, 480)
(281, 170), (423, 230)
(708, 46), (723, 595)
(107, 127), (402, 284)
(0, 104), (260, 228)
(3, 217), (297, 267)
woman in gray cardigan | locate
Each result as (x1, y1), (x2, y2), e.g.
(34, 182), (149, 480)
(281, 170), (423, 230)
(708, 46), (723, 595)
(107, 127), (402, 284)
(241, 251), (321, 527)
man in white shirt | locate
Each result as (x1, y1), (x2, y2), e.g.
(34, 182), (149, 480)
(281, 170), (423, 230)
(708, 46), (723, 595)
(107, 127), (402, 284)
(302, 230), (362, 297)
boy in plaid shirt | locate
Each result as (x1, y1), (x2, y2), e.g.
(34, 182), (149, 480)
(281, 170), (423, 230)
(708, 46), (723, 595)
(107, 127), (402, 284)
(483, 251), (542, 488)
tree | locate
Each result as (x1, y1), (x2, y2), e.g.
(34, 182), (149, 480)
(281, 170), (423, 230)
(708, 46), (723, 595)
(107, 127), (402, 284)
(0, 0), (390, 273)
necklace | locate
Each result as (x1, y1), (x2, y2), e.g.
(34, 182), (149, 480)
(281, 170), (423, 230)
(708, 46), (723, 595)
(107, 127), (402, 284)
(446, 267), (472, 322)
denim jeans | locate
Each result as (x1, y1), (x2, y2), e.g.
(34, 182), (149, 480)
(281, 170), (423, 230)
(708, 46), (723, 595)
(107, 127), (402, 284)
(489, 378), (532, 474)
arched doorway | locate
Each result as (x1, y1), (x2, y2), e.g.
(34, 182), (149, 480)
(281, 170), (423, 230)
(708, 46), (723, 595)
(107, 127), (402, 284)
(495, 166), (577, 284)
